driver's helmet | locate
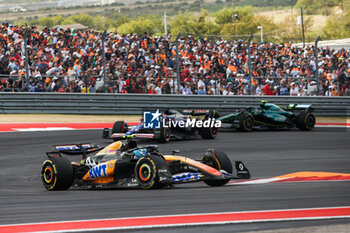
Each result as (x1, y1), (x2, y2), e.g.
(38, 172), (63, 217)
(164, 109), (172, 115)
(260, 100), (268, 108)
(120, 141), (128, 152)
(120, 139), (137, 152)
(133, 149), (148, 158)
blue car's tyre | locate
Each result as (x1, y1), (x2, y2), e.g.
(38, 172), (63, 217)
(157, 125), (171, 143)
(199, 124), (218, 139)
(199, 111), (219, 139)
(112, 121), (128, 134)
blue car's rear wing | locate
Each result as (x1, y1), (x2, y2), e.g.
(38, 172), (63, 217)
(182, 109), (210, 115)
(110, 133), (155, 140)
(102, 128), (155, 141)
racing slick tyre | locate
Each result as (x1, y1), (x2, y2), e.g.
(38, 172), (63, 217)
(296, 112), (315, 131)
(199, 112), (219, 139)
(199, 124), (218, 139)
(41, 157), (73, 191)
(135, 155), (169, 189)
(112, 121), (128, 134)
(201, 149), (233, 186)
(157, 125), (171, 143)
(238, 112), (254, 132)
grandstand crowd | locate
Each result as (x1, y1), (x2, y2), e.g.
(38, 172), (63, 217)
(0, 23), (350, 96)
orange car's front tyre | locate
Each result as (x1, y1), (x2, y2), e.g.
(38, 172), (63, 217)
(201, 149), (233, 187)
(135, 155), (169, 189)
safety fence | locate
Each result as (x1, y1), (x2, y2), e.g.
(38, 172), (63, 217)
(0, 93), (348, 116)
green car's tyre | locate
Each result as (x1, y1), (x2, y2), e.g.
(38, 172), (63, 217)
(112, 121), (128, 134)
(135, 155), (168, 189)
(157, 125), (171, 143)
(296, 112), (316, 131)
(41, 157), (73, 191)
(201, 149), (233, 187)
(238, 112), (254, 132)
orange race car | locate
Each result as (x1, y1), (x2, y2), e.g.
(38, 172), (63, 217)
(41, 135), (250, 190)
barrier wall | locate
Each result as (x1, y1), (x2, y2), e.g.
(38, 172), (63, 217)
(0, 93), (348, 116)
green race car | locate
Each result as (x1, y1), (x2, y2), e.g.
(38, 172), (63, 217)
(217, 101), (316, 132)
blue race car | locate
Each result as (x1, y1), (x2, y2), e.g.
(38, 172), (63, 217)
(102, 109), (219, 143)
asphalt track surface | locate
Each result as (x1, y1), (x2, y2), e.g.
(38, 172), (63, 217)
(0, 127), (349, 232)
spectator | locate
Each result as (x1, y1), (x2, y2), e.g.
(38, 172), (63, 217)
(182, 82), (192, 95)
(255, 83), (262, 95)
(308, 81), (317, 96)
(272, 86), (279, 95)
(0, 23), (348, 96)
(279, 79), (289, 95)
(289, 82), (299, 96)
(89, 83), (96, 93)
(163, 78), (171, 94)
(147, 84), (157, 94)
(155, 83), (162, 94)
(198, 85), (206, 95)
(345, 84), (350, 96)
(262, 80), (272, 95)
(81, 83), (89, 93)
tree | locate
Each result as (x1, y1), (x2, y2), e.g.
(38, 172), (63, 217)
(214, 7), (233, 25)
(31, 15), (65, 28)
(296, 0), (342, 15)
(117, 15), (161, 34)
(214, 6), (255, 25)
(112, 15), (130, 29)
(216, 6), (277, 41)
(168, 12), (194, 35)
(169, 10), (219, 36)
(70, 14), (95, 28)
(322, 9), (350, 39)
(93, 15), (114, 31)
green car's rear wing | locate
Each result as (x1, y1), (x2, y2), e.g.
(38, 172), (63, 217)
(286, 104), (313, 112)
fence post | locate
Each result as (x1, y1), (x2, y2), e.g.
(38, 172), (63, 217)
(24, 27), (30, 85)
(300, 7), (305, 48)
(101, 30), (107, 92)
(314, 36), (321, 96)
(247, 34), (254, 95)
(164, 11), (168, 35)
(175, 33), (182, 94)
